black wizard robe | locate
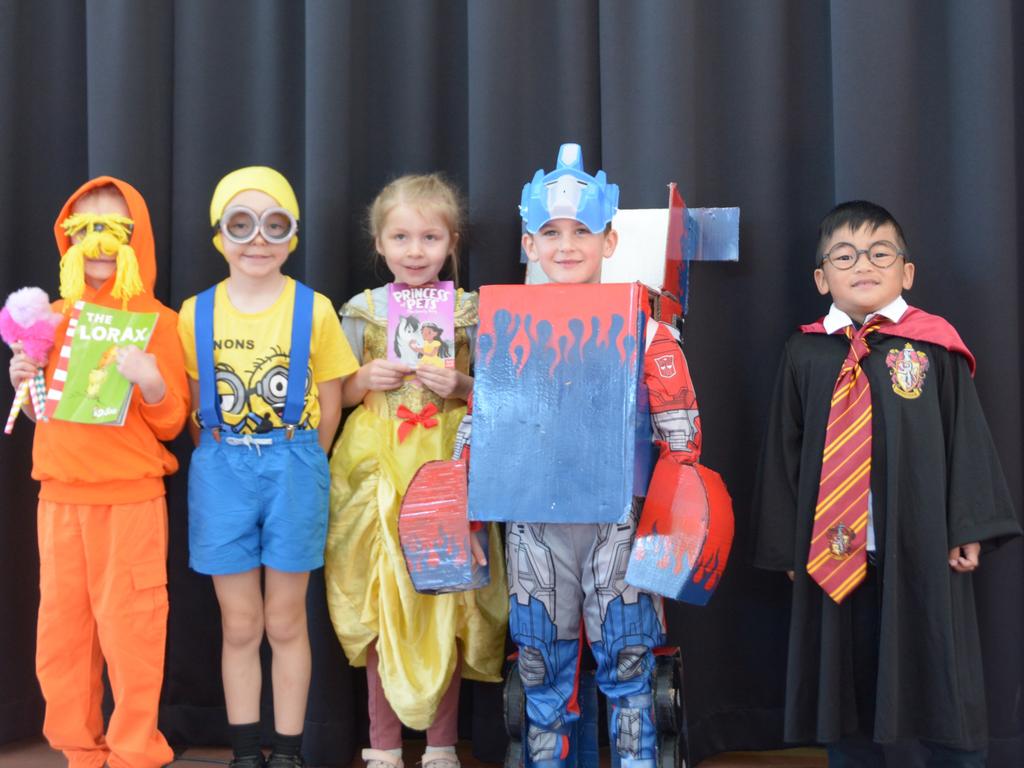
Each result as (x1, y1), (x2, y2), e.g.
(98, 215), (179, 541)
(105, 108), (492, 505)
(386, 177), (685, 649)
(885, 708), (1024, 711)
(752, 309), (1019, 750)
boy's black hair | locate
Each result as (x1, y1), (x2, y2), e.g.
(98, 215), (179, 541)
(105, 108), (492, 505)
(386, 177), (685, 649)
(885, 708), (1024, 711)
(816, 200), (909, 265)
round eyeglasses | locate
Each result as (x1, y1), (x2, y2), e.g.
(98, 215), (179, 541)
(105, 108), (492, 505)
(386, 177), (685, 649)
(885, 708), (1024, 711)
(219, 206), (297, 245)
(820, 240), (905, 270)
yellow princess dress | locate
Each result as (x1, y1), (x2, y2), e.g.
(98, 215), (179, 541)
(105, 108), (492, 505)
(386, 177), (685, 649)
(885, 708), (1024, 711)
(325, 287), (507, 730)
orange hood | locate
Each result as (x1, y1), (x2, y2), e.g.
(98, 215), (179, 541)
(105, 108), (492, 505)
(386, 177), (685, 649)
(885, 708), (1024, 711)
(53, 176), (157, 309)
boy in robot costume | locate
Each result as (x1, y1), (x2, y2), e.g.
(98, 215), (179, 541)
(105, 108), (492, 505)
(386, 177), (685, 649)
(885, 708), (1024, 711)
(482, 144), (703, 768)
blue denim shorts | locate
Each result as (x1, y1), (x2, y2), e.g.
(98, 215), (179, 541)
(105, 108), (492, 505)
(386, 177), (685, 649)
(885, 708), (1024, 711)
(188, 428), (329, 575)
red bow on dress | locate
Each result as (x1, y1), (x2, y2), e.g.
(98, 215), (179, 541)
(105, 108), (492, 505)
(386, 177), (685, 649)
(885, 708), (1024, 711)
(396, 403), (439, 443)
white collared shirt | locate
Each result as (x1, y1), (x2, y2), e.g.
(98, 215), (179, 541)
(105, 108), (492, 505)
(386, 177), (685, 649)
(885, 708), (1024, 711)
(822, 295), (908, 334)
(821, 295), (908, 553)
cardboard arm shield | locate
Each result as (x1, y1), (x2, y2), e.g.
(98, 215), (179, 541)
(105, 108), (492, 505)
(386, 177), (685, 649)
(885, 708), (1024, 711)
(626, 459), (734, 605)
(398, 457), (490, 594)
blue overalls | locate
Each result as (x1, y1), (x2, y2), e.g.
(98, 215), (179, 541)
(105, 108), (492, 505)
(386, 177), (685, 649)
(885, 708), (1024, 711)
(187, 281), (330, 576)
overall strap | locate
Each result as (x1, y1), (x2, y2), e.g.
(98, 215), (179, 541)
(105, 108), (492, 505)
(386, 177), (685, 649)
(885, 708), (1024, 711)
(282, 281), (314, 426)
(195, 285), (221, 430)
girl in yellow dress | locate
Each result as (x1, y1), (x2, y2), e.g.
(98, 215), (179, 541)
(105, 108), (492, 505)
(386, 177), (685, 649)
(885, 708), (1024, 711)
(325, 175), (507, 768)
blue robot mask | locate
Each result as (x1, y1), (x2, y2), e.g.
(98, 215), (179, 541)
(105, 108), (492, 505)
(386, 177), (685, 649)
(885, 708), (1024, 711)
(520, 143), (620, 234)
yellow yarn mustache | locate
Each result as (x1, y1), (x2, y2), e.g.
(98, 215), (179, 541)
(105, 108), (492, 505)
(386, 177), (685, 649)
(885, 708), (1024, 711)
(59, 213), (143, 310)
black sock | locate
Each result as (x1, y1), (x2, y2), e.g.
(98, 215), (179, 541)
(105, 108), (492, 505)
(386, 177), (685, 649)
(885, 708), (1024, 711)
(229, 722), (262, 759)
(272, 731), (303, 757)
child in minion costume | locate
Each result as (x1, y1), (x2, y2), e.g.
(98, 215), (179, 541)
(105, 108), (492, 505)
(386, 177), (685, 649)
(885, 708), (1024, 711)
(179, 167), (357, 768)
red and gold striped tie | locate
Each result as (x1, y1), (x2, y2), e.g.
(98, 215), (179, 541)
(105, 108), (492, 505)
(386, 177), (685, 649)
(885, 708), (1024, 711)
(807, 316), (887, 603)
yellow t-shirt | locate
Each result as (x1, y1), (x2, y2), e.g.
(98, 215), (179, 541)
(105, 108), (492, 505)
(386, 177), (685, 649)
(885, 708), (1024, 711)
(178, 278), (358, 434)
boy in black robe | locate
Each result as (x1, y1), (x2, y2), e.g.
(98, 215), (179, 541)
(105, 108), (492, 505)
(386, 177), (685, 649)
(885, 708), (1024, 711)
(752, 200), (1019, 766)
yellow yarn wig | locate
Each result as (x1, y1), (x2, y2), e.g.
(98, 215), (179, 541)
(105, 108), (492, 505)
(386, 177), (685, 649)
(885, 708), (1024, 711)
(59, 213), (142, 310)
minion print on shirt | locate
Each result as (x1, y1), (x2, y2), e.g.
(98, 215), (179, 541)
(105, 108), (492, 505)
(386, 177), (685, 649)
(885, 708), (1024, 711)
(178, 278), (358, 434)
(212, 348), (314, 434)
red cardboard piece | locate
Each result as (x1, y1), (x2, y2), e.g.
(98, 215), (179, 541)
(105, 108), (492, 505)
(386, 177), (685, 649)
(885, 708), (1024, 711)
(626, 460), (734, 605)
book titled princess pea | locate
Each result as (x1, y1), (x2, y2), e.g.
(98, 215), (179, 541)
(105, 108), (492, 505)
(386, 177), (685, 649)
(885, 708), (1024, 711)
(45, 301), (158, 426)
(386, 281), (456, 369)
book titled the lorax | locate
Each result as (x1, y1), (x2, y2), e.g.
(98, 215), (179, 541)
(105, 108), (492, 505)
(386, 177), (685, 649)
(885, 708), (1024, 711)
(387, 281), (456, 369)
(45, 301), (158, 426)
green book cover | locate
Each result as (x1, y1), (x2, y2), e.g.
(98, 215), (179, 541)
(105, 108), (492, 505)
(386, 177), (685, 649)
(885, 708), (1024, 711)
(51, 302), (158, 426)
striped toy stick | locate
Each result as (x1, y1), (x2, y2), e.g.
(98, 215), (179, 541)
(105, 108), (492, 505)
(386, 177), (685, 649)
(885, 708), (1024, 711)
(5, 379), (29, 434)
(32, 370), (46, 420)
(29, 373), (43, 421)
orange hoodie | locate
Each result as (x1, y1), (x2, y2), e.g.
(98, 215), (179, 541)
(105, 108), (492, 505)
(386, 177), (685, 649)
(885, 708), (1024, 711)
(32, 177), (188, 504)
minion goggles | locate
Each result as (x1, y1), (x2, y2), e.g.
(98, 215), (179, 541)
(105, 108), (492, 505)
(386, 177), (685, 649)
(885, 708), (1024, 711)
(519, 143), (619, 234)
(217, 205), (298, 246)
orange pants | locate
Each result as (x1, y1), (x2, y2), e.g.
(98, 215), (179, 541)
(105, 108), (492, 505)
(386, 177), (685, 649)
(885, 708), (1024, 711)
(36, 497), (174, 768)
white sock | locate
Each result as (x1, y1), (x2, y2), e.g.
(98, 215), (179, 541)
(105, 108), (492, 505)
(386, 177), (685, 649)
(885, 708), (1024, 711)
(425, 746), (456, 754)
(383, 748), (402, 758)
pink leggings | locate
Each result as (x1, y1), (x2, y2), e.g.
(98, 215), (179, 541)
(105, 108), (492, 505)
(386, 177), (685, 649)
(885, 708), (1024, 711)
(367, 644), (461, 749)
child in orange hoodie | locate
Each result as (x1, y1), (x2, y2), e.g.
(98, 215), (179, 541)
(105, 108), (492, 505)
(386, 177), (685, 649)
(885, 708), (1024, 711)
(7, 178), (188, 768)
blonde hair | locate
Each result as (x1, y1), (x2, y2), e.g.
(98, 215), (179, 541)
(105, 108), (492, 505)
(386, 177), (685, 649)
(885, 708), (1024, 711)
(368, 174), (465, 287)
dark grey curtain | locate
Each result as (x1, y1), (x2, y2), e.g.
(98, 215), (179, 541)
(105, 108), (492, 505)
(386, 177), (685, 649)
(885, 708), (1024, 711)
(1, 1), (1021, 766)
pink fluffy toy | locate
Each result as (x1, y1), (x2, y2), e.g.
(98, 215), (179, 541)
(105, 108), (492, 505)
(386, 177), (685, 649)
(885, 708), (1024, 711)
(1, 287), (62, 433)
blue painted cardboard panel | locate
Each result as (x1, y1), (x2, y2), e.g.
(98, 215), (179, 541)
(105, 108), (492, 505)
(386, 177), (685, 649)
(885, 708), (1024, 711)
(469, 283), (653, 523)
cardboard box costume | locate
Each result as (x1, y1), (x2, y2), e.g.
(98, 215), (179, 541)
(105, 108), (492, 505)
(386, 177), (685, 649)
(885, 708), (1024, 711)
(400, 145), (736, 768)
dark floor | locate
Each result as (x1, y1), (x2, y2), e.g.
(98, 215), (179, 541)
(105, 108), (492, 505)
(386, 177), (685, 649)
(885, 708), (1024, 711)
(0, 737), (826, 767)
